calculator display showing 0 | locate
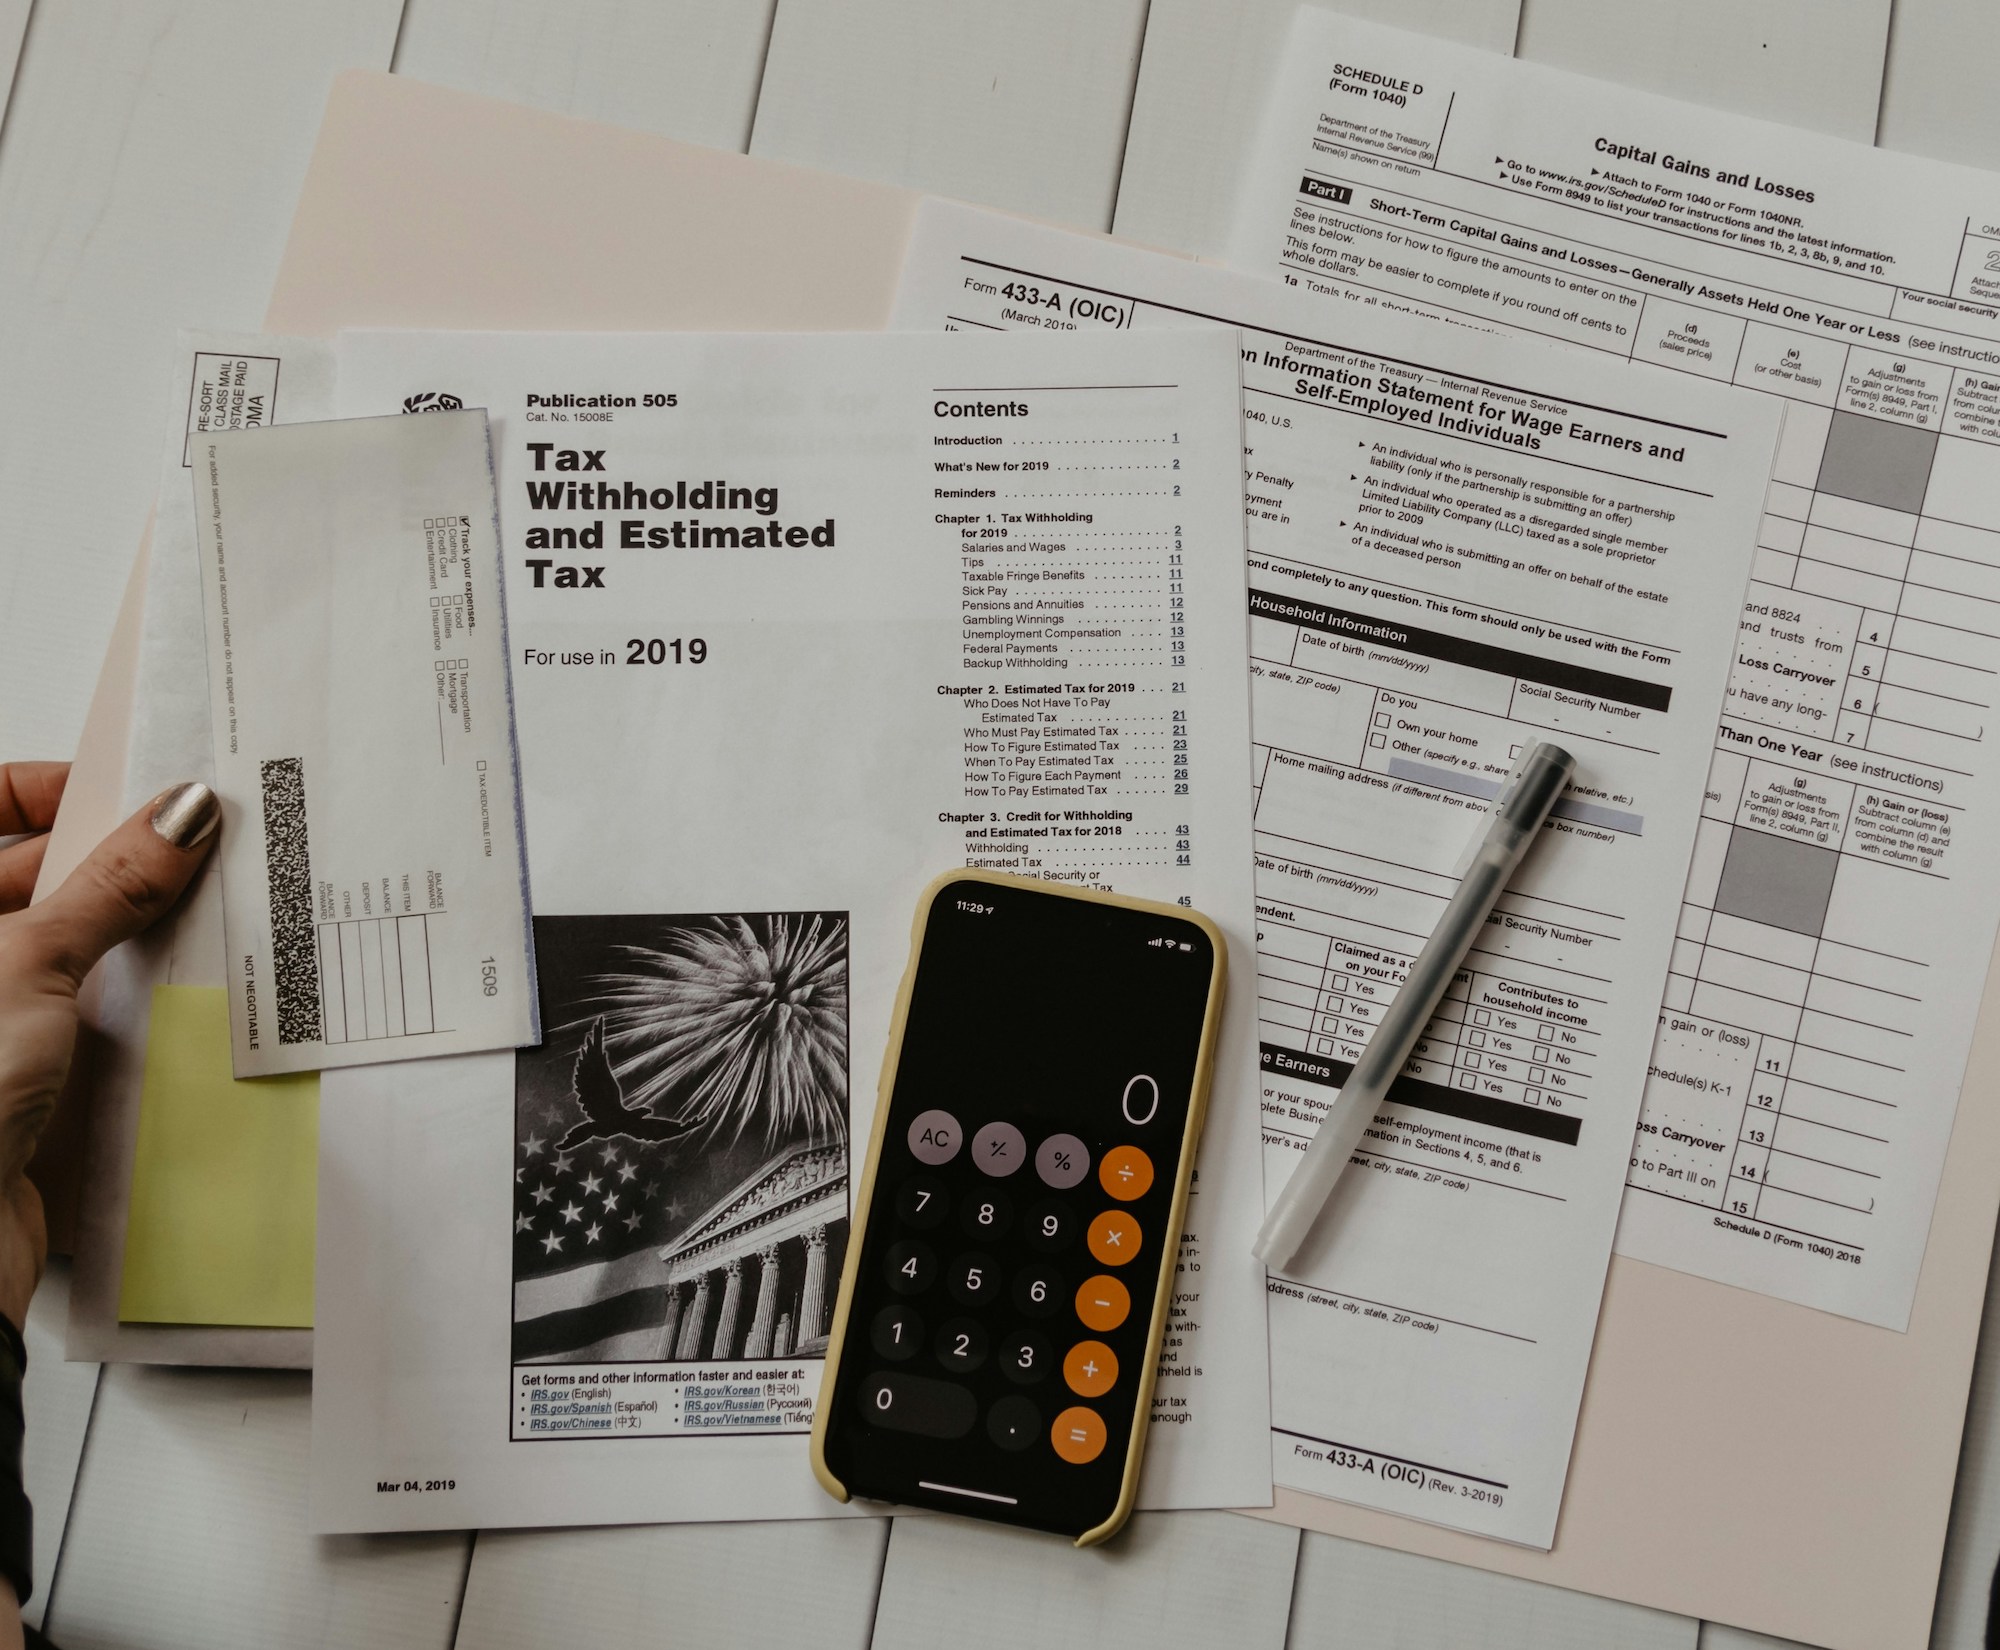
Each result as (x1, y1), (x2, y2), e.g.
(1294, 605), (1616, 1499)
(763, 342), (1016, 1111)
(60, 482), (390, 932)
(811, 871), (1224, 1543)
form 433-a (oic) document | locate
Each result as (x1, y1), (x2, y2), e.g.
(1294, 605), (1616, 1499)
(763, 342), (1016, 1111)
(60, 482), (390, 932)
(310, 327), (1271, 1533)
(894, 199), (1779, 1547)
(1230, 10), (2000, 1331)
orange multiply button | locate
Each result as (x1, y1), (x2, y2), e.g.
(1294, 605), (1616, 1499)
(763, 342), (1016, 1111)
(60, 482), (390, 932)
(1051, 1405), (1107, 1464)
(1063, 1340), (1118, 1397)
(1086, 1209), (1142, 1266)
(1075, 1274), (1130, 1332)
(1098, 1145), (1154, 1201)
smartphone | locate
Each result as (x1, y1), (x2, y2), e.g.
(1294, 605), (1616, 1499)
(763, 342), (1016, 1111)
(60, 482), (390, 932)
(811, 869), (1226, 1545)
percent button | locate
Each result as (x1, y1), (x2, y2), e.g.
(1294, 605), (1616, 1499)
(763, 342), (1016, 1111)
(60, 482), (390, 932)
(1035, 1133), (1090, 1190)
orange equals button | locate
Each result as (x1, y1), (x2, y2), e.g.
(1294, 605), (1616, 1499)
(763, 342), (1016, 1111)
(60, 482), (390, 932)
(1051, 1405), (1106, 1464)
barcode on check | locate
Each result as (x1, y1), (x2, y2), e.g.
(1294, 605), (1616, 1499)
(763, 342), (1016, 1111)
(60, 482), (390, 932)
(260, 757), (322, 1045)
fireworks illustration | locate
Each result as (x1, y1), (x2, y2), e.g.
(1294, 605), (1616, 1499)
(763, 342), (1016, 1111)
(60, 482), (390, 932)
(561, 913), (849, 1151)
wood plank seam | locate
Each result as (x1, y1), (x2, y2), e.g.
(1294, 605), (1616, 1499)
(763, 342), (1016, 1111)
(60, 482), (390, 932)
(386, 0), (415, 75)
(739, 1), (784, 155)
(1100, 0), (1155, 233)
(29, 1358), (101, 1630)
(0, 0), (35, 147)
(449, 1528), (477, 1647)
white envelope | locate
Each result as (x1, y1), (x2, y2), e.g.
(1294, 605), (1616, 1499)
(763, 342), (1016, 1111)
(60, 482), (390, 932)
(189, 408), (538, 1076)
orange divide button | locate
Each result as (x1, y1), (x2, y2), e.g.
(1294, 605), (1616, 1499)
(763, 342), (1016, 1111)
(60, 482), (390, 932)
(1086, 1209), (1142, 1266)
(1051, 1405), (1107, 1465)
(1075, 1274), (1130, 1332)
(1098, 1144), (1153, 1201)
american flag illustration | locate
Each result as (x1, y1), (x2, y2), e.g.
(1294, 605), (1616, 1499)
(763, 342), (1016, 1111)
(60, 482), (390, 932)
(513, 912), (849, 1364)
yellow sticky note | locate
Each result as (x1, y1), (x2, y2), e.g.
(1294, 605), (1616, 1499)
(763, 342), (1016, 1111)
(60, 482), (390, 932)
(118, 985), (318, 1327)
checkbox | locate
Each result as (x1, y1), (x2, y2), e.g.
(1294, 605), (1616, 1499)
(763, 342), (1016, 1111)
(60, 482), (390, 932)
(1474, 1009), (1491, 1026)
(430, 596), (440, 607)
(1509, 744), (1522, 758)
(1534, 1045), (1550, 1063)
(1330, 974), (1348, 993)
(1526, 1087), (1542, 1106)
(1468, 1031), (1486, 1048)
(1458, 1072), (1477, 1089)
(1317, 1038), (1333, 1054)
(1538, 1024), (1555, 1041)
(1368, 733), (1386, 748)
(1465, 1053), (1482, 1069)
(1373, 712), (1390, 727)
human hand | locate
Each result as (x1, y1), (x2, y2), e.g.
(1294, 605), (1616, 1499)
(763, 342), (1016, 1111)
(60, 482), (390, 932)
(0, 768), (218, 1331)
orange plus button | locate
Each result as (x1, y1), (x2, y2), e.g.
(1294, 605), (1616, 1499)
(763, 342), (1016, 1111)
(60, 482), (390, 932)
(1098, 1145), (1154, 1201)
(1051, 1405), (1107, 1465)
(1063, 1339), (1119, 1397)
(1075, 1274), (1131, 1333)
(1086, 1209), (1142, 1266)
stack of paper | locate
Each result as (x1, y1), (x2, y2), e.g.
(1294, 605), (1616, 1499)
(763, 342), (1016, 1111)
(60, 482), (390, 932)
(39, 42), (2000, 1650)
(311, 326), (1274, 1529)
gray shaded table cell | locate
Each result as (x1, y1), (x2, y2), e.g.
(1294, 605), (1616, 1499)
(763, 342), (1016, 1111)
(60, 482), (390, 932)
(1713, 826), (1840, 938)
(1386, 756), (1643, 834)
(1816, 409), (1939, 514)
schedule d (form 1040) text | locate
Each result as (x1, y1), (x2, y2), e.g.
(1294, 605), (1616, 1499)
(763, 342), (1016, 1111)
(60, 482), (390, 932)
(1231, 9), (2000, 1331)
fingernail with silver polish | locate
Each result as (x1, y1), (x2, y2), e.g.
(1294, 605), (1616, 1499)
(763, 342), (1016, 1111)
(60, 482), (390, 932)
(151, 783), (220, 850)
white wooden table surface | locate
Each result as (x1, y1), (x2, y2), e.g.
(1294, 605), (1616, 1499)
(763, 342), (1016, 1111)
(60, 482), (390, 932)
(1, 2), (1995, 1645)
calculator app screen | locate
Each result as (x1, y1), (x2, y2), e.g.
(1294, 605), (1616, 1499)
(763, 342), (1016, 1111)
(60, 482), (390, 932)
(820, 877), (1217, 1536)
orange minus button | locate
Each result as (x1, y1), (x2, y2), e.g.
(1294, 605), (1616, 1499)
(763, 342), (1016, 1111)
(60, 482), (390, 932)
(1086, 1209), (1142, 1266)
(1075, 1274), (1130, 1332)
(1051, 1405), (1107, 1465)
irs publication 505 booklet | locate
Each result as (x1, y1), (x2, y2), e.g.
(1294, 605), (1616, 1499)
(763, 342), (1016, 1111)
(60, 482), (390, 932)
(310, 327), (1271, 1532)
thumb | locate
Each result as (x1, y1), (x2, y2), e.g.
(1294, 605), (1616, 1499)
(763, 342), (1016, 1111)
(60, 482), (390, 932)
(23, 783), (220, 987)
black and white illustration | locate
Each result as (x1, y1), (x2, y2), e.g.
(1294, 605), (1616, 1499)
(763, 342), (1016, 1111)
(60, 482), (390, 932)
(512, 913), (851, 1367)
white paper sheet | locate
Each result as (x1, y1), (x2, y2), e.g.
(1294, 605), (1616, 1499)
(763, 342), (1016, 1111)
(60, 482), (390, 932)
(190, 408), (538, 1076)
(310, 327), (1271, 1532)
(893, 199), (1776, 1545)
(1227, 8), (2000, 1331)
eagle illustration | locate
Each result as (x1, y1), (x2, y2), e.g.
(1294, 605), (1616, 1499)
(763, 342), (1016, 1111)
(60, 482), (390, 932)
(553, 1017), (697, 1151)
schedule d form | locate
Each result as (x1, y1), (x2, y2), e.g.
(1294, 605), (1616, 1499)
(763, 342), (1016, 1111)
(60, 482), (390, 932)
(310, 328), (1272, 1534)
(1231, 10), (2000, 1330)
(896, 201), (1777, 1545)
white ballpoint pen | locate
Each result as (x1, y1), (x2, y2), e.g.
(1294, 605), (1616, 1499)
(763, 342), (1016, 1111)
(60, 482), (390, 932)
(1253, 741), (1577, 1271)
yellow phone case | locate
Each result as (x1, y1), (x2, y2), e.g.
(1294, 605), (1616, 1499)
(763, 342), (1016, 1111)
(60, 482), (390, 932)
(809, 868), (1228, 1546)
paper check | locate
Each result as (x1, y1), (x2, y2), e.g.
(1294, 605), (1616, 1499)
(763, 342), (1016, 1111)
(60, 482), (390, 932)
(190, 409), (537, 1076)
